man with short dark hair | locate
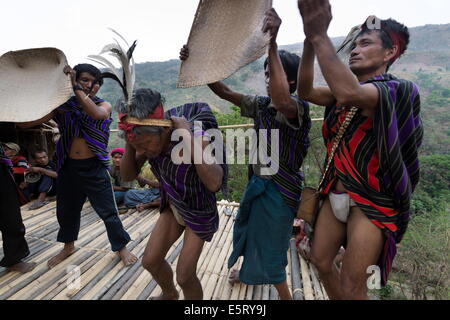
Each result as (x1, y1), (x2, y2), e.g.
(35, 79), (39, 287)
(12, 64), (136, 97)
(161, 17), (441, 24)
(297, 0), (423, 299)
(26, 149), (58, 210)
(19, 63), (137, 269)
(180, 8), (312, 300)
(110, 147), (161, 214)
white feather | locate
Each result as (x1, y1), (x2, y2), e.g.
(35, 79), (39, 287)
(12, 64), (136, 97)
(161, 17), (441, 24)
(87, 54), (122, 83)
(109, 28), (130, 47)
(91, 29), (136, 103)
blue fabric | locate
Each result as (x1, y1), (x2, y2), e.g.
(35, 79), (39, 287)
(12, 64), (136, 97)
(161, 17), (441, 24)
(114, 191), (127, 205)
(28, 175), (56, 196)
(56, 158), (131, 252)
(228, 175), (295, 285)
(124, 189), (160, 208)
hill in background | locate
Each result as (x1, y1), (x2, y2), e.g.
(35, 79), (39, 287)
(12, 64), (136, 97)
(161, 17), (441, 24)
(101, 23), (450, 155)
(99, 23), (449, 111)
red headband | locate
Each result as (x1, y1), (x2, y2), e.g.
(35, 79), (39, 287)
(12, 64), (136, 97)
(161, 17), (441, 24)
(118, 104), (165, 141)
(388, 31), (406, 64)
(111, 148), (125, 156)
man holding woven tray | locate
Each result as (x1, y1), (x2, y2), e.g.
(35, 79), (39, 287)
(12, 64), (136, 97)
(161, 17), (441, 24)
(297, 0), (423, 299)
(119, 88), (228, 300)
(180, 8), (312, 300)
(18, 63), (137, 269)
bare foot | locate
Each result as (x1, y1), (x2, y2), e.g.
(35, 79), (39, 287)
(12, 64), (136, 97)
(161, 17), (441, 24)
(8, 261), (37, 273)
(149, 291), (179, 300)
(47, 244), (76, 269)
(228, 269), (240, 285)
(117, 248), (138, 266)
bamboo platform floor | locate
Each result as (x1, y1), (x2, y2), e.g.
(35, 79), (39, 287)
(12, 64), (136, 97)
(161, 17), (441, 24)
(0, 200), (328, 300)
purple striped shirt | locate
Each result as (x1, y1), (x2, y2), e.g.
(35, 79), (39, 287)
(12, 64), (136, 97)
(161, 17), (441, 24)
(241, 95), (311, 210)
(148, 102), (228, 242)
(53, 96), (111, 171)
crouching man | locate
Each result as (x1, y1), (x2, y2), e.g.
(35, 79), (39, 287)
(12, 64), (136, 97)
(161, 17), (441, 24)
(119, 88), (227, 300)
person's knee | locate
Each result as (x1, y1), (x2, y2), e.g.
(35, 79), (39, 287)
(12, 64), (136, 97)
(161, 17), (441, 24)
(340, 271), (367, 299)
(176, 268), (197, 288)
(310, 253), (333, 275)
(141, 254), (162, 272)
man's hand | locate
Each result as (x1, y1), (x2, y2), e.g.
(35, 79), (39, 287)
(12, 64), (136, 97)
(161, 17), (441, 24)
(171, 116), (192, 131)
(298, 0), (332, 39)
(89, 83), (100, 97)
(136, 203), (147, 212)
(26, 167), (42, 174)
(64, 65), (77, 87)
(179, 45), (189, 61)
(262, 8), (282, 43)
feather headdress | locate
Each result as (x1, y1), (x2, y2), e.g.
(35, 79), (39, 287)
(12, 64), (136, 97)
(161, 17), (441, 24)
(336, 25), (362, 60)
(88, 28), (137, 107)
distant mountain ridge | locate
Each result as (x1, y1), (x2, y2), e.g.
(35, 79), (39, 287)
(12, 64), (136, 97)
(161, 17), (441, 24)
(99, 23), (450, 114)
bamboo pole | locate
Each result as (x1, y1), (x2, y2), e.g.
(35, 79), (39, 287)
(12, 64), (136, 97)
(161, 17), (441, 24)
(13, 249), (101, 300)
(238, 282), (248, 300)
(212, 211), (240, 300)
(53, 209), (156, 300)
(109, 118), (324, 133)
(229, 249), (244, 301)
(198, 206), (232, 285)
(38, 252), (107, 300)
(286, 248), (293, 299)
(121, 268), (153, 300)
(253, 285), (262, 300)
(310, 264), (325, 300)
(245, 285), (254, 301)
(4, 246), (91, 300)
(85, 238), (148, 300)
(0, 201), (155, 300)
(99, 224), (156, 300)
(269, 285), (278, 300)
(261, 285), (270, 300)
(76, 215), (155, 300)
(0, 241), (68, 298)
(203, 211), (235, 299)
(321, 282), (329, 300)
(299, 253), (314, 300)
(289, 239), (304, 300)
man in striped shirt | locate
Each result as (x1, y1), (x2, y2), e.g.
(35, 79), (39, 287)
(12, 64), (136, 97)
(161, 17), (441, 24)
(119, 88), (227, 300)
(180, 8), (312, 300)
(19, 64), (137, 269)
(298, 0), (423, 299)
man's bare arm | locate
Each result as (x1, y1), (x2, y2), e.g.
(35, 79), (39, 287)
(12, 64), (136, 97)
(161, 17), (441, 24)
(207, 81), (243, 107)
(179, 45), (243, 107)
(298, 0), (379, 110)
(121, 143), (148, 182)
(16, 112), (55, 129)
(264, 8), (298, 118)
(297, 39), (335, 107)
(38, 167), (58, 179)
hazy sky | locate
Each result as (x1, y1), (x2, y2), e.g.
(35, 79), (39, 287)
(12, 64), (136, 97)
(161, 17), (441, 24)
(1, 0), (448, 65)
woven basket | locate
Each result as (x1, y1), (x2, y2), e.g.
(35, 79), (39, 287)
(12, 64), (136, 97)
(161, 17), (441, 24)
(0, 47), (72, 122)
(177, 0), (272, 88)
